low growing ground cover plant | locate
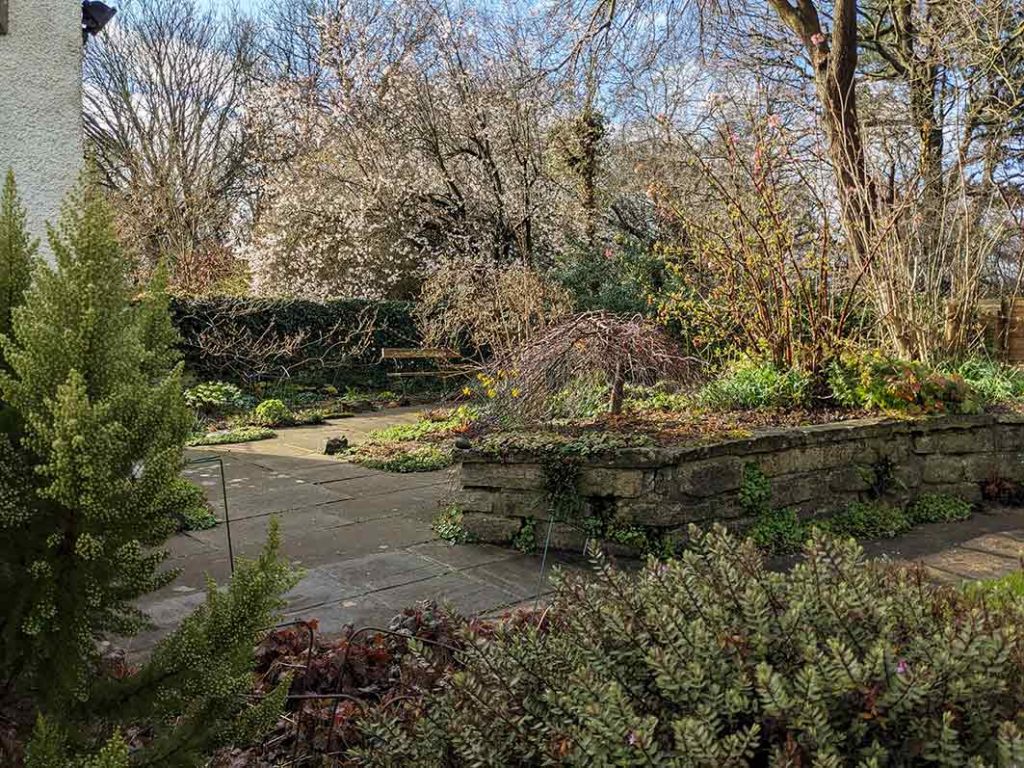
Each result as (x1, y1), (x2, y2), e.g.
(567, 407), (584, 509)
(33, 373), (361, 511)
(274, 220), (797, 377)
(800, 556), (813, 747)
(187, 425), (277, 446)
(433, 506), (472, 543)
(231, 528), (1024, 766)
(344, 406), (477, 472)
(352, 444), (452, 472)
(750, 493), (975, 556)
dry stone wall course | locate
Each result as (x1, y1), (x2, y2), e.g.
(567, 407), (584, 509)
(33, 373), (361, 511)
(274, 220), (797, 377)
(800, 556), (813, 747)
(455, 414), (1024, 548)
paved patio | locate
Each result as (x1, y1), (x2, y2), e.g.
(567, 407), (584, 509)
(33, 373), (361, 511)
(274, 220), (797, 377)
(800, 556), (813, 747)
(131, 408), (582, 655)
(131, 407), (1024, 655)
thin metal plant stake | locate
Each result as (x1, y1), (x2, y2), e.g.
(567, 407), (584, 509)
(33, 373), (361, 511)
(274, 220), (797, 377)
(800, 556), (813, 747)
(533, 516), (556, 612)
(184, 454), (234, 574)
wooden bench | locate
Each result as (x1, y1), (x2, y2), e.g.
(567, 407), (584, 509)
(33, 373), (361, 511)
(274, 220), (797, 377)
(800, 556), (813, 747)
(380, 347), (462, 379)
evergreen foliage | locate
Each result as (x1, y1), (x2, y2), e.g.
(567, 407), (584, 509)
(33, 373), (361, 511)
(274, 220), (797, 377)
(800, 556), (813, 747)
(358, 527), (1024, 766)
(0, 179), (190, 705)
(23, 523), (295, 766)
(83, 520), (297, 766)
(24, 717), (130, 768)
(0, 170), (36, 347)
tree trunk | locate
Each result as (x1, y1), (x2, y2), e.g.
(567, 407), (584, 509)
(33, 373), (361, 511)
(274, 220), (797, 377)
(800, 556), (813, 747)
(609, 362), (625, 415)
(769, 0), (875, 264)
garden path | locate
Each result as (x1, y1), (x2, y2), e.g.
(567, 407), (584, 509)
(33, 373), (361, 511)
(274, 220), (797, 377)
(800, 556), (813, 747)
(131, 407), (1024, 656)
(130, 407), (584, 657)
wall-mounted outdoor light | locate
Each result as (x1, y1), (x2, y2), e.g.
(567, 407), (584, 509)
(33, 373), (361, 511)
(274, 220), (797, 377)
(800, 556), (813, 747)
(82, 0), (116, 42)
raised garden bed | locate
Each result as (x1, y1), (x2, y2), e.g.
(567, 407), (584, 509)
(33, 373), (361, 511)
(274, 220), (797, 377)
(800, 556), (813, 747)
(452, 412), (1024, 552)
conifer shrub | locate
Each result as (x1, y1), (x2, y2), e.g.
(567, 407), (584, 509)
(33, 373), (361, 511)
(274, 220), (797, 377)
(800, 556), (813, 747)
(0, 178), (298, 766)
(0, 180), (192, 704)
(356, 527), (1024, 766)
(26, 521), (296, 766)
(0, 170), (35, 349)
(160, 477), (218, 531)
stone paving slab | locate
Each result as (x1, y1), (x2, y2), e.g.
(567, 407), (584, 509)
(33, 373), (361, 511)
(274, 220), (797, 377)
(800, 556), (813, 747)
(959, 532), (1024, 561)
(917, 547), (1019, 580)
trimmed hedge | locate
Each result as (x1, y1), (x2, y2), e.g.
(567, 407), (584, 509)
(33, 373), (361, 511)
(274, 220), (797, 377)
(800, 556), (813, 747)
(170, 297), (423, 387)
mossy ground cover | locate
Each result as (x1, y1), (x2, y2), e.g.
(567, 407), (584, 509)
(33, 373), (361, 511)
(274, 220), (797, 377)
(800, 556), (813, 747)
(344, 406), (478, 472)
(184, 382), (431, 446)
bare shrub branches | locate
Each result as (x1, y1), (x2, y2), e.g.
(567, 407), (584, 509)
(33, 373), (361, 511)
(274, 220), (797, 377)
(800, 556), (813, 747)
(416, 259), (573, 359)
(495, 311), (702, 419)
(175, 300), (377, 384)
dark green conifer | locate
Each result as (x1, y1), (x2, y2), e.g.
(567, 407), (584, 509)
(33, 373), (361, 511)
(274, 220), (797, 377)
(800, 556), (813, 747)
(0, 169), (36, 353)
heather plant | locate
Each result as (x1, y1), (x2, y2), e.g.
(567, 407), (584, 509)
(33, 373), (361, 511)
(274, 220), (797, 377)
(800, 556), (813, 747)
(0, 180), (191, 705)
(357, 527), (1024, 766)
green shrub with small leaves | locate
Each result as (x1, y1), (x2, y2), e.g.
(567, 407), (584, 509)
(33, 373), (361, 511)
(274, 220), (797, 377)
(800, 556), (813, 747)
(743, 464), (806, 555)
(749, 506), (805, 555)
(0, 170), (36, 354)
(357, 527), (1024, 766)
(698, 357), (810, 410)
(738, 463), (772, 516)
(159, 477), (217, 531)
(183, 381), (246, 417)
(817, 501), (912, 540)
(26, 521), (296, 766)
(908, 493), (974, 525)
(0, 179), (191, 705)
(512, 517), (537, 553)
(252, 398), (293, 426)
(25, 718), (130, 768)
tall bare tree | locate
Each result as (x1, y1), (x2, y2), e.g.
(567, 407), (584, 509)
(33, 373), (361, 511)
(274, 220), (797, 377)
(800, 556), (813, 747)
(83, 0), (259, 292)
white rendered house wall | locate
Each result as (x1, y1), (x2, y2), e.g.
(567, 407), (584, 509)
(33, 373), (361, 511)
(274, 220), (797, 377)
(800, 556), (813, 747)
(0, 0), (84, 255)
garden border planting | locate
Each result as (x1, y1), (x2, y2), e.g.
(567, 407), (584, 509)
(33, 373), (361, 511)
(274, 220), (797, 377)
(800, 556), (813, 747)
(453, 413), (1024, 550)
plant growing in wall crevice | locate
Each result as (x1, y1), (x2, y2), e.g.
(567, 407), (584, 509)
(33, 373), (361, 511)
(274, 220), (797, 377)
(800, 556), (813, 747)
(541, 455), (584, 522)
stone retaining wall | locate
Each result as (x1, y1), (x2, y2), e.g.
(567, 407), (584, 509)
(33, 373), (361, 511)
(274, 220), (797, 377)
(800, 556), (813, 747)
(454, 414), (1024, 550)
